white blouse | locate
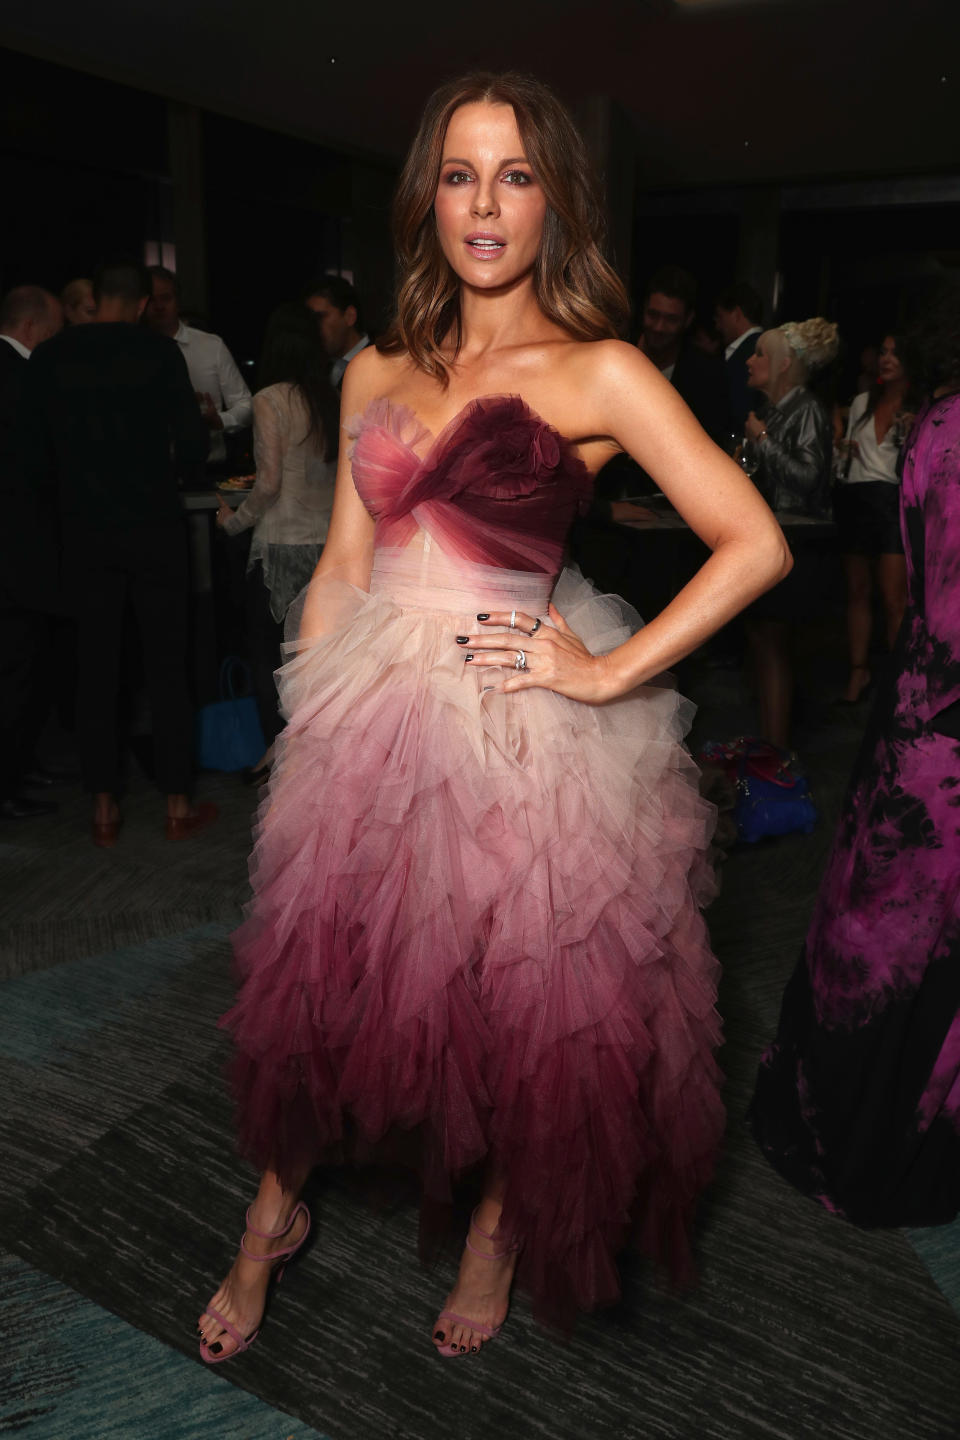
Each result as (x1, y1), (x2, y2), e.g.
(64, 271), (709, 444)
(223, 382), (337, 618)
(844, 390), (901, 486)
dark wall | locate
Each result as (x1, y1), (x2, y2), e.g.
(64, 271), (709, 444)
(1, 47), (397, 369)
(0, 48), (169, 293)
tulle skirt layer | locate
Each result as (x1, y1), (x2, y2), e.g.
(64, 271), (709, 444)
(223, 546), (724, 1325)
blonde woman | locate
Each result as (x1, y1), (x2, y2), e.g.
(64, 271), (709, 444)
(744, 318), (839, 750)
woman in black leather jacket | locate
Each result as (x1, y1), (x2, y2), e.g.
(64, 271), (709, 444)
(742, 318), (839, 751)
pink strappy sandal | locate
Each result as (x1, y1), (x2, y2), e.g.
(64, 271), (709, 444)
(200, 1201), (311, 1364)
(434, 1208), (519, 1358)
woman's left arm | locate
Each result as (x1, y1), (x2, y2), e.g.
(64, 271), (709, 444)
(469, 342), (791, 703)
(218, 391), (286, 534)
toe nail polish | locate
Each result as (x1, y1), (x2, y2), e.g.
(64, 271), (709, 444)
(460, 1344), (467, 1352)
(434, 1330), (445, 1341)
(455, 636), (469, 644)
(476, 613), (489, 621)
(209, 1342), (222, 1355)
(471, 1345), (478, 1353)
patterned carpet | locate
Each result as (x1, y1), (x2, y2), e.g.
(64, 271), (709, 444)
(2, 644), (960, 1440)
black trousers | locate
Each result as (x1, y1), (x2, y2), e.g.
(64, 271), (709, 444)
(70, 525), (194, 795)
(0, 600), (46, 802)
(244, 562), (285, 747)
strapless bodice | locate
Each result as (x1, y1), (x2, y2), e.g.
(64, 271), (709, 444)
(347, 394), (593, 575)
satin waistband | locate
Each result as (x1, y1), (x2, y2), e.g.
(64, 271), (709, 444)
(369, 545), (555, 617)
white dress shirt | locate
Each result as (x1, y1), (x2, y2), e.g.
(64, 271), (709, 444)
(0, 334), (31, 360)
(330, 333), (370, 389)
(724, 326), (762, 362)
(174, 322), (252, 464)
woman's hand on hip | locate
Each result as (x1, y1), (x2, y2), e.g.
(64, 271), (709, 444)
(455, 604), (620, 704)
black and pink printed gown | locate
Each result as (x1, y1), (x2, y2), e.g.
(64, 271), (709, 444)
(751, 393), (960, 1226)
(221, 394), (724, 1326)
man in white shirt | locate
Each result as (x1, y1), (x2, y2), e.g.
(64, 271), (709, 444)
(714, 282), (764, 433)
(145, 266), (252, 466)
(303, 275), (370, 389)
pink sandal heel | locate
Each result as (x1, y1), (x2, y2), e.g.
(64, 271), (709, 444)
(434, 1208), (520, 1358)
(200, 1201), (311, 1364)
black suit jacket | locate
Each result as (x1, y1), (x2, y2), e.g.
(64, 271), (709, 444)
(0, 339), (58, 605)
(725, 330), (765, 433)
(22, 323), (208, 547)
(670, 344), (731, 446)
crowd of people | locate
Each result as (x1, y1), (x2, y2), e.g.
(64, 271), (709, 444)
(1, 67), (958, 1378)
(0, 266), (367, 833)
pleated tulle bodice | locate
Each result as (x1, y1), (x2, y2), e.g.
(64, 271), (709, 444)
(347, 394), (593, 574)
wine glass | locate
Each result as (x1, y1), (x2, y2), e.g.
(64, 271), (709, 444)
(737, 437), (760, 478)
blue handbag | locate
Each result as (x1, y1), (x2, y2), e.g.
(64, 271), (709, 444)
(196, 658), (266, 772)
(698, 737), (818, 843)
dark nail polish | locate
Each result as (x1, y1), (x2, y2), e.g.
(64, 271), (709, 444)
(200, 1337), (207, 1346)
(460, 1344), (467, 1352)
(476, 613), (489, 621)
(209, 1342), (222, 1355)
(434, 1330), (445, 1341)
(464, 653), (473, 662)
(471, 1345), (478, 1353)
(455, 636), (469, 644)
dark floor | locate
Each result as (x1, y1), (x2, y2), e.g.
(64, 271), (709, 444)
(2, 629), (959, 1440)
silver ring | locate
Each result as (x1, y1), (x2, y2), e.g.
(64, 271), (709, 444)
(509, 609), (517, 630)
(528, 617), (542, 636)
(514, 650), (527, 671)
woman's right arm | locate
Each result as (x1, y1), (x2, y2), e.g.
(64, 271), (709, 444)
(298, 349), (380, 641)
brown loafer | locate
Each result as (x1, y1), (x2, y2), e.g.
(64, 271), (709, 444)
(165, 801), (218, 842)
(92, 819), (121, 848)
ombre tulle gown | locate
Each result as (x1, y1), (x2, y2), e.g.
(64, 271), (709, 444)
(223, 394), (724, 1325)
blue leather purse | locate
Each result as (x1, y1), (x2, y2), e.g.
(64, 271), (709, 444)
(196, 658), (266, 772)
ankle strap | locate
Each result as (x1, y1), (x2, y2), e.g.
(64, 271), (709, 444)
(467, 1207), (519, 1259)
(244, 1201), (302, 1241)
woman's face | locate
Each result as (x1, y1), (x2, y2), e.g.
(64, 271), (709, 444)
(746, 333), (773, 395)
(433, 102), (547, 291)
(877, 335), (904, 385)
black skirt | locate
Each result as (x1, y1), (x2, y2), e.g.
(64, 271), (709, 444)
(834, 481), (904, 556)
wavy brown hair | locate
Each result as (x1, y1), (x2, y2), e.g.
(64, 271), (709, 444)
(378, 72), (629, 383)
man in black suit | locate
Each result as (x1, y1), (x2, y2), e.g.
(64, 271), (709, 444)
(20, 261), (215, 846)
(639, 266), (731, 447)
(715, 282), (765, 434)
(303, 274), (370, 390)
(0, 285), (63, 819)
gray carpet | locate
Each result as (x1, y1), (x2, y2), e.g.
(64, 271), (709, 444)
(2, 659), (960, 1439)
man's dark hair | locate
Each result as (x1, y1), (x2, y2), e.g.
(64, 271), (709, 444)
(716, 282), (763, 326)
(303, 273), (360, 323)
(0, 285), (55, 332)
(148, 264), (181, 298)
(93, 261), (151, 303)
(644, 265), (697, 314)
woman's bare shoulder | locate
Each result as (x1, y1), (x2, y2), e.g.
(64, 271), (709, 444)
(556, 339), (665, 436)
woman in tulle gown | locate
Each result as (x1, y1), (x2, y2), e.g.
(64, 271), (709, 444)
(197, 71), (789, 1362)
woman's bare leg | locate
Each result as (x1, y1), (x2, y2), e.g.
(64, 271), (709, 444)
(876, 552), (907, 651)
(198, 1165), (310, 1357)
(432, 1168), (520, 1355)
(842, 553), (873, 701)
